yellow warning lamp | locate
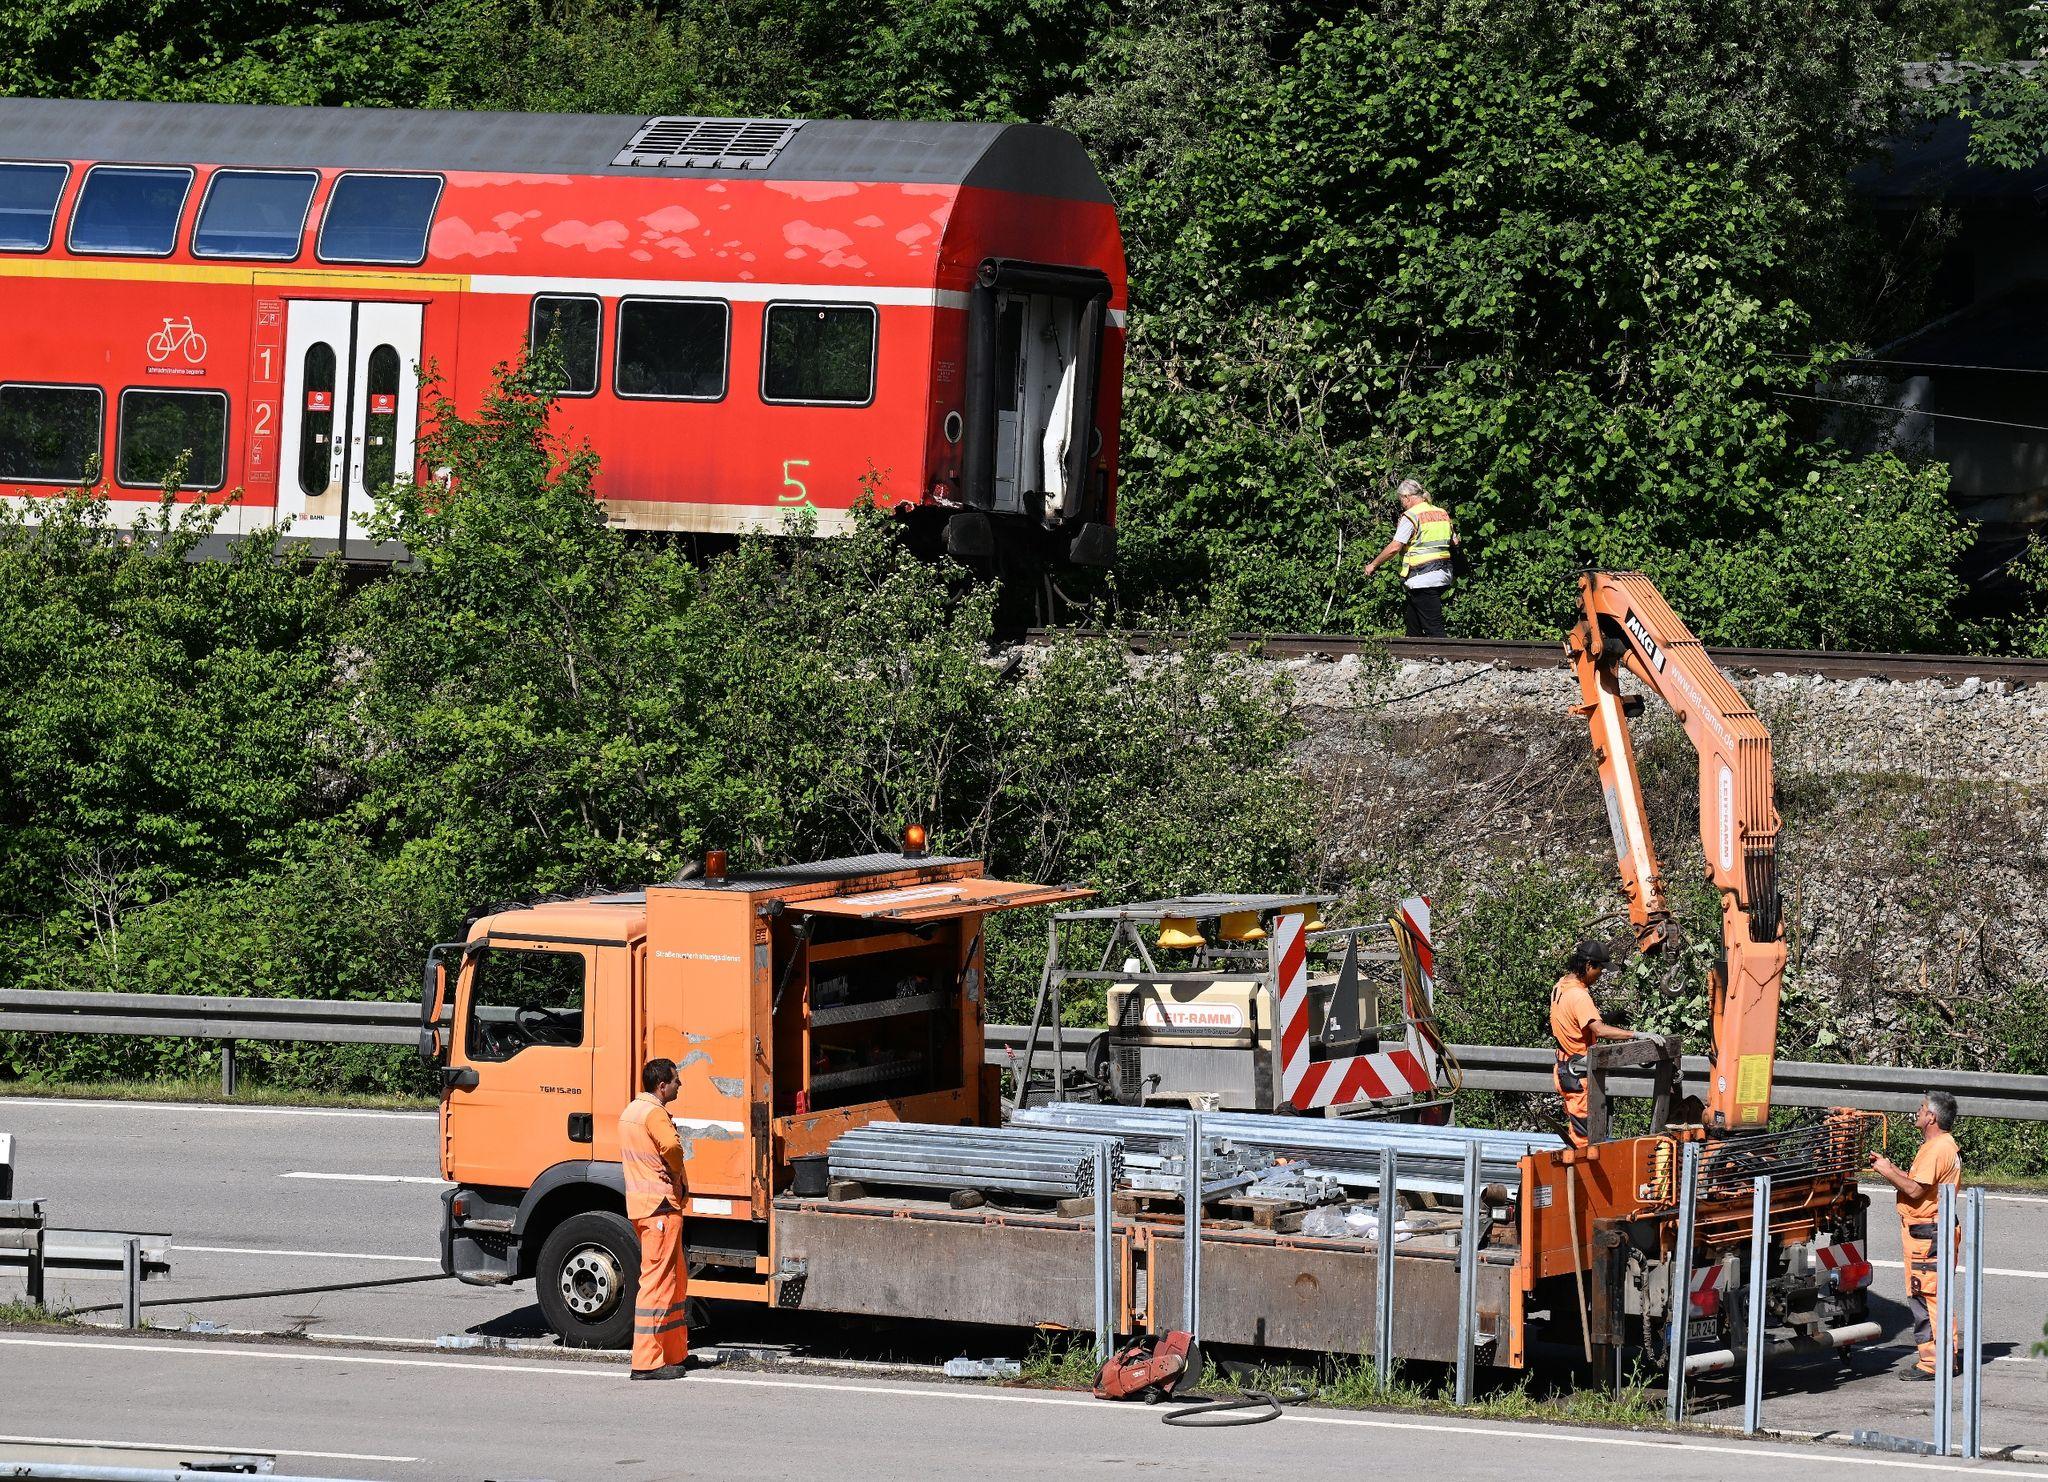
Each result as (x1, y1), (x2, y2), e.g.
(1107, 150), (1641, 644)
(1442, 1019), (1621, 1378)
(1296, 906), (1327, 932)
(902, 823), (929, 859)
(1157, 916), (1206, 951)
(1219, 911), (1267, 943)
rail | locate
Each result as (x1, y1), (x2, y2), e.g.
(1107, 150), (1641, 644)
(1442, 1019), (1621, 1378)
(1018, 629), (2048, 687)
(1, 994), (2042, 1120)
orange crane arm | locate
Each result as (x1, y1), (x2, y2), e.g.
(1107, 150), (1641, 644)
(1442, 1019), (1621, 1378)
(1565, 572), (1786, 1133)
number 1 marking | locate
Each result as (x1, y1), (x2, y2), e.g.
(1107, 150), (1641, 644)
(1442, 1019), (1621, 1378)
(780, 458), (811, 505)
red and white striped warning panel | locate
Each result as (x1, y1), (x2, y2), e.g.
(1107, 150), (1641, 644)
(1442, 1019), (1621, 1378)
(1688, 1265), (1722, 1317)
(1276, 899), (1440, 1111)
(1816, 1240), (1872, 1292)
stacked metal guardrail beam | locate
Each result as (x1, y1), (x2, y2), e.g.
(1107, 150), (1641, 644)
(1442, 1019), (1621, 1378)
(827, 1122), (1125, 1198)
(1013, 1103), (1557, 1196)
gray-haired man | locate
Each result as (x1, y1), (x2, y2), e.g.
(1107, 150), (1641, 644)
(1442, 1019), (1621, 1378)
(1362, 479), (1458, 637)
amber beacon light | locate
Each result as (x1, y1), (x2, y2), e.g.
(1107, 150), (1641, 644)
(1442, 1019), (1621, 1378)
(902, 824), (929, 858)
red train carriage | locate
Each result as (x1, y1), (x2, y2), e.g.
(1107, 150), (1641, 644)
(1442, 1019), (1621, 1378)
(0, 99), (1125, 567)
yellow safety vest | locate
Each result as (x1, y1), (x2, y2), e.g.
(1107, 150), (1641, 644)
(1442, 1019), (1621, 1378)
(1399, 502), (1455, 579)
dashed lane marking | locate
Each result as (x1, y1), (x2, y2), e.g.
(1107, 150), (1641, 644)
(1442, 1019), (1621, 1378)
(177, 1244), (439, 1263)
(1868, 1257), (2048, 1281)
(0, 1096), (432, 1121)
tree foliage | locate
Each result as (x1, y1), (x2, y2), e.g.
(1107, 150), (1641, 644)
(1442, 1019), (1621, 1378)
(0, 360), (1310, 1087)
(0, 0), (2000, 645)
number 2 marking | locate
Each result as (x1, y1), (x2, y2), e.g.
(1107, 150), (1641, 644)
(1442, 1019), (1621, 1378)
(253, 403), (274, 437)
(779, 458), (811, 505)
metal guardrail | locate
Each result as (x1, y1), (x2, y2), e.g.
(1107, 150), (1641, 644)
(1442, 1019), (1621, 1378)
(2, 993), (2042, 1120)
(983, 1026), (2048, 1122)
(1435, 1043), (2048, 1122)
(0, 991), (423, 1094)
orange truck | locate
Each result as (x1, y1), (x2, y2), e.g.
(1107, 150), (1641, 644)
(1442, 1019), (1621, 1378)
(419, 573), (1876, 1374)
(421, 848), (1537, 1359)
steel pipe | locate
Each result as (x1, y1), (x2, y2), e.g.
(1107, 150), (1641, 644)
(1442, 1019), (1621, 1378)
(1684, 1320), (1881, 1375)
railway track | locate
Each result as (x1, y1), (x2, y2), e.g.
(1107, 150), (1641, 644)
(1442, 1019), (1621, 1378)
(1018, 629), (2048, 686)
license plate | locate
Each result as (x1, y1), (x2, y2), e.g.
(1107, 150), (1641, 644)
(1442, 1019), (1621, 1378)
(1687, 1317), (1719, 1344)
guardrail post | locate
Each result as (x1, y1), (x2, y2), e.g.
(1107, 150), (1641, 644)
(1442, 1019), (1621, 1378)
(1741, 1174), (1769, 1435)
(1935, 1181), (1955, 1455)
(26, 1216), (46, 1309)
(1376, 1147), (1397, 1385)
(0, 1131), (12, 1200)
(1181, 1111), (1203, 1343)
(121, 1236), (141, 1328)
(1092, 1140), (1114, 1365)
(1665, 1139), (1700, 1423)
(220, 1040), (237, 1097)
(1455, 1140), (1481, 1404)
(1961, 1186), (1984, 1459)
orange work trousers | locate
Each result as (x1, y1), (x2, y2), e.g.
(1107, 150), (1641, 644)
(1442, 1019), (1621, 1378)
(1554, 1054), (1590, 1148)
(631, 1208), (689, 1372)
(1902, 1219), (1955, 1375)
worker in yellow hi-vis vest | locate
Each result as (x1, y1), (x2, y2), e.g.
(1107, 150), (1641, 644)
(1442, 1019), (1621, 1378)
(1363, 478), (1460, 637)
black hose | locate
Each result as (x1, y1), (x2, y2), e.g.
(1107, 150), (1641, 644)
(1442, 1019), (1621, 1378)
(64, 1271), (450, 1317)
(1160, 1391), (1285, 1427)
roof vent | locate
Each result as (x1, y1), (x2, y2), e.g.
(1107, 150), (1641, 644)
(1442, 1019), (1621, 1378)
(614, 116), (805, 170)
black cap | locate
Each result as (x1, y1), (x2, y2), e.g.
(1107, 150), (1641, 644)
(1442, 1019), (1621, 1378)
(1573, 939), (1612, 967)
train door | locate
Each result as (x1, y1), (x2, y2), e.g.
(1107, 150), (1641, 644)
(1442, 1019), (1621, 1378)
(275, 299), (424, 551)
(991, 292), (1085, 518)
(964, 263), (1109, 526)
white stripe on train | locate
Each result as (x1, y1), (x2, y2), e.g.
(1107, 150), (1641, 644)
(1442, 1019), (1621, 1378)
(467, 275), (1128, 327)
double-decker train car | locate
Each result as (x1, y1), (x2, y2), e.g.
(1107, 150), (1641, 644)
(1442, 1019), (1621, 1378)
(0, 98), (1125, 566)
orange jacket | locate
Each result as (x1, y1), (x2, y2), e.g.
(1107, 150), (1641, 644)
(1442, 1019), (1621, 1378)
(1549, 974), (1599, 1059)
(1897, 1131), (1961, 1224)
(619, 1093), (687, 1220)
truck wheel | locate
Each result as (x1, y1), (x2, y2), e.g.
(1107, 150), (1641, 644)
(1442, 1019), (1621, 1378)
(536, 1211), (638, 1349)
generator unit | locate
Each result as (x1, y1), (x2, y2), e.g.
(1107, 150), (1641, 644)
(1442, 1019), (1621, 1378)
(1011, 894), (1451, 1115)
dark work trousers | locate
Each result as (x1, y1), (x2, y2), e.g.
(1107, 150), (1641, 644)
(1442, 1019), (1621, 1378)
(1403, 584), (1448, 638)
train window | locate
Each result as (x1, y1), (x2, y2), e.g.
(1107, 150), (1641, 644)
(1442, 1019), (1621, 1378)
(0, 162), (69, 252)
(0, 384), (102, 484)
(362, 343), (401, 490)
(316, 172), (443, 266)
(762, 303), (876, 406)
(615, 297), (728, 401)
(193, 169), (318, 260)
(529, 295), (601, 397)
(297, 343), (338, 498)
(116, 388), (228, 491)
(69, 165), (194, 257)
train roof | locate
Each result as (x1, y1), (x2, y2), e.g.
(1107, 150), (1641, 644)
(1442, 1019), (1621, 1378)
(0, 97), (1111, 203)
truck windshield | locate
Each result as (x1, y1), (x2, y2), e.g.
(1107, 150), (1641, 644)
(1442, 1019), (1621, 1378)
(464, 946), (586, 1063)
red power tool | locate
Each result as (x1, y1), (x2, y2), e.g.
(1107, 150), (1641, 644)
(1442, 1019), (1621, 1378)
(1094, 1331), (1203, 1401)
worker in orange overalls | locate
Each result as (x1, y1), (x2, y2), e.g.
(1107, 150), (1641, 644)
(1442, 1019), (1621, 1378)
(1550, 940), (1641, 1147)
(1870, 1091), (1964, 1380)
(620, 1056), (691, 1381)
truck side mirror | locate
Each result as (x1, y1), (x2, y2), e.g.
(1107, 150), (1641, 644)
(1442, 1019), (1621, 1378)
(418, 942), (464, 1065)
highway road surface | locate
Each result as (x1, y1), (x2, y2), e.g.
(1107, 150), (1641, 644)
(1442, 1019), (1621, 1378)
(6, 1329), (2048, 1482)
(3, 1094), (2047, 1468)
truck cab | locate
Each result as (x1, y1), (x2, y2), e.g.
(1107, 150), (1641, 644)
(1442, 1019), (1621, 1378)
(418, 848), (1085, 1346)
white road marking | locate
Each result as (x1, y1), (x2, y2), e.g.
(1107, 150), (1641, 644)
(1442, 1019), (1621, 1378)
(177, 1244), (439, 1264)
(0, 1432), (414, 1463)
(279, 1171), (449, 1185)
(1861, 1181), (2048, 1209)
(0, 1334), (2038, 1478)
(1869, 1257), (2048, 1281)
(0, 1096), (432, 1121)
